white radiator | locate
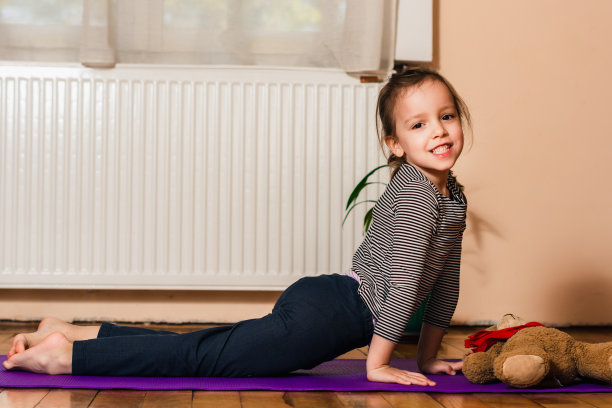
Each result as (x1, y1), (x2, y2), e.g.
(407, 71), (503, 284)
(0, 64), (385, 290)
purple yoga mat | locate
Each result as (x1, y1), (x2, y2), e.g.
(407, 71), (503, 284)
(1, 356), (610, 392)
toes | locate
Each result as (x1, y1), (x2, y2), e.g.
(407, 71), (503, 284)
(3, 351), (32, 372)
(3, 332), (72, 374)
(7, 334), (28, 358)
(3, 359), (14, 370)
(15, 340), (26, 354)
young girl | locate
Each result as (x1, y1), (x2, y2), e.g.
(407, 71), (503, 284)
(4, 67), (470, 386)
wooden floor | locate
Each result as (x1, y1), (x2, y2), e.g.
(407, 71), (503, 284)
(0, 322), (610, 407)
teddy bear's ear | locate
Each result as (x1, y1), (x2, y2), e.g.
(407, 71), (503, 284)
(497, 314), (528, 330)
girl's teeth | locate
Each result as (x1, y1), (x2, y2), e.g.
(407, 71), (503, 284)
(432, 145), (450, 154)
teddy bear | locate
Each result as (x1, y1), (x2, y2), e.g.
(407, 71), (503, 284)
(462, 314), (612, 388)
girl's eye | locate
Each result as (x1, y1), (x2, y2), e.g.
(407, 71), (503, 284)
(412, 122), (423, 129)
(442, 114), (455, 120)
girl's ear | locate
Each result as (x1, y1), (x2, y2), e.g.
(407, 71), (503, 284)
(385, 136), (405, 158)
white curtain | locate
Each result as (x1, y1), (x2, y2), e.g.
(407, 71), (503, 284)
(0, 0), (397, 75)
(0, 0), (82, 62)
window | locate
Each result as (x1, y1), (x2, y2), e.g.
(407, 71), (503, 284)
(0, 0), (396, 74)
(0, 0), (82, 61)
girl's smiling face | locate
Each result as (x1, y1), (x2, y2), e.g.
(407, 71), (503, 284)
(385, 79), (464, 194)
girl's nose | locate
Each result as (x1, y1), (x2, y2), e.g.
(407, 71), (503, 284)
(431, 120), (446, 138)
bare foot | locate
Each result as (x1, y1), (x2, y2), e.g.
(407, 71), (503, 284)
(8, 318), (66, 358)
(8, 317), (100, 358)
(3, 332), (73, 375)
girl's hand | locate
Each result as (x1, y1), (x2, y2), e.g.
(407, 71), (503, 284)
(367, 365), (436, 386)
(420, 358), (462, 375)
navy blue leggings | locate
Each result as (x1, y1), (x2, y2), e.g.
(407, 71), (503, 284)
(72, 274), (374, 377)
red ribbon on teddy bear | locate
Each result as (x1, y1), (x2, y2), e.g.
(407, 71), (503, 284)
(464, 322), (545, 353)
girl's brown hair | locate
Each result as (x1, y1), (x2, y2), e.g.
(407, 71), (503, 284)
(376, 66), (472, 179)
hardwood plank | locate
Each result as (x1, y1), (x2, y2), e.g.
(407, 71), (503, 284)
(435, 342), (466, 359)
(336, 391), (393, 407)
(0, 333), (14, 354)
(142, 390), (192, 407)
(89, 390), (146, 408)
(392, 343), (418, 359)
(443, 336), (471, 355)
(36, 389), (98, 408)
(559, 327), (612, 343)
(572, 393), (612, 408)
(522, 393), (598, 407)
(283, 391), (345, 408)
(240, 391), (292, 408)
(392, 340), (463, 359)
(0, 388), (49, 408)
(447, 326), (489, 336)
(337, 348), (368, 359)
(476, 393), (542, 407)
(431, 394), (492, 408)
(193, 391), (241, 408)
(0, 323), (38, 355)
(379, 392), (443, 408)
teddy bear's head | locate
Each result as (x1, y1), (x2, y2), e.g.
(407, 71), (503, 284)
(463, 314), (612, 388)
(495, 314), (527, 330)
(475, 314), (528, 336)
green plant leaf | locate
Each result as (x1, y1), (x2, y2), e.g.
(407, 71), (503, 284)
(345, 164), (388, 211)
(363, 206), (374, 234)
(342, 200), (378, 226)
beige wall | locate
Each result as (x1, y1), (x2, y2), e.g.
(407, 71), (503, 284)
(3, 0), (611, 326)
(439, 0), (612, 325)
(0, 289), (281, 324)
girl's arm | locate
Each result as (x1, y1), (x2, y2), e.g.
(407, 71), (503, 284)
(366, 334), (436, 386)
(417, 322), (462, 375)
(418, 239), (464, 375)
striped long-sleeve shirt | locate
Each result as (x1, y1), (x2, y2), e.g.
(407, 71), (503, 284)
(352, 163), (467, 343)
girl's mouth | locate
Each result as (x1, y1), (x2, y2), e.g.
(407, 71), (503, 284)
(431, 144), (451, 156)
